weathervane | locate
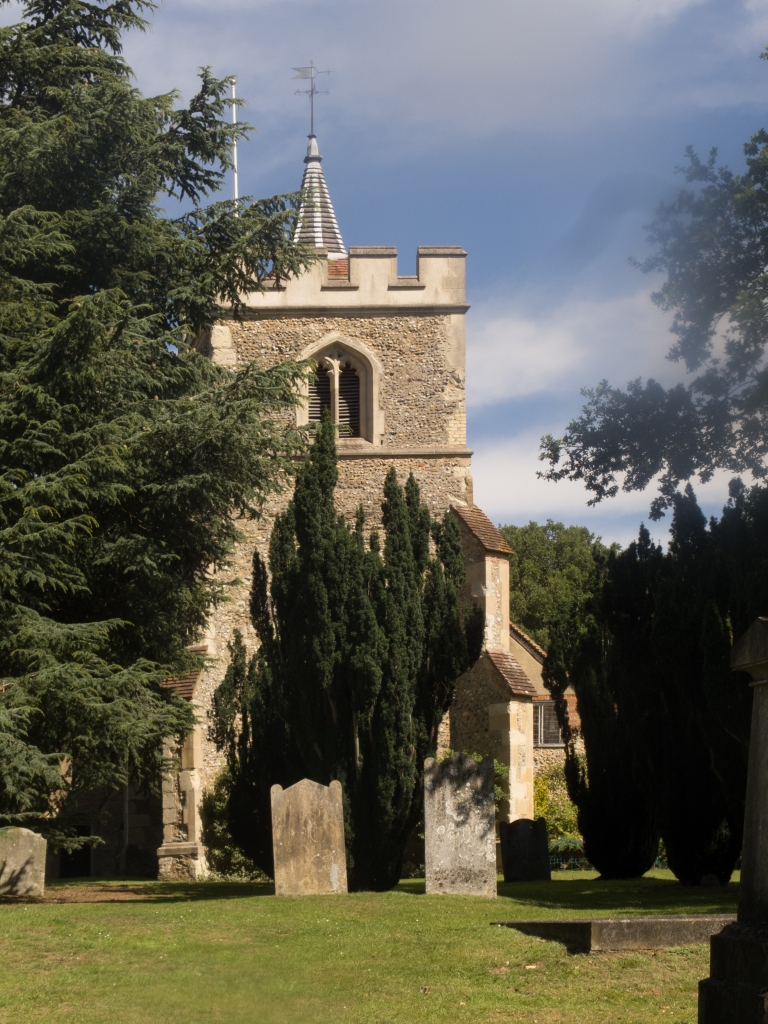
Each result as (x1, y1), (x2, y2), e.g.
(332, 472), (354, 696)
(292, 60), (331, 136)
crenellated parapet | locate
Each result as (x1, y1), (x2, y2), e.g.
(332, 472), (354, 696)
(241, 246), (468, 313)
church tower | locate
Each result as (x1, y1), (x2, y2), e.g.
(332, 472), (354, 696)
(156, 134), (536, 881)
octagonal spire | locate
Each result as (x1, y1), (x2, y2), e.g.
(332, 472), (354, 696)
(295, 134), (346, 257)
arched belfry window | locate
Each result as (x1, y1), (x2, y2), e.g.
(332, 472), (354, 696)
(307, 354), (361, 438)
(299, 337), (384, 446)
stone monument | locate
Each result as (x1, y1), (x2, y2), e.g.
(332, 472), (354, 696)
(270, 779), (348, 897)
(0, 827), (47, 897)
(699, 617), (768, 1022)
(499, 817), (551, 882)
(424, 753), (497, 897)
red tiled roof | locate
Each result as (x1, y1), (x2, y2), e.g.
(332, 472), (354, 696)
(509, 621), (547, 663)
(451, 504), (512, 555)
(161, 671), (200, 701)
(160, 644), (207, 702)
(486, 647), (537, 698)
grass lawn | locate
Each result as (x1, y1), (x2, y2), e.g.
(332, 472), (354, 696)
(0, 870), (738, 1024)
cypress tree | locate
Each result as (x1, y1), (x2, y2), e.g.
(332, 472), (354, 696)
(212, 413), (482, 889)
(606, 491), (741, 884)
(553, 484), (767, 884)
(545, 544), (659, 879)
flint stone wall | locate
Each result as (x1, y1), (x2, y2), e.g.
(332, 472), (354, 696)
(424, 753), (496, 897)
(0, 827), (46, 897)
(226, 314), (466, 449)
(191, 301), (471, 828)
(191, 313), (472, 798)
(271, 779), (348, 896)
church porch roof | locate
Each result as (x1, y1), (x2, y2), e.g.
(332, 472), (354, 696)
(451, 503), (512, 556)
(486, 647), (537, 698)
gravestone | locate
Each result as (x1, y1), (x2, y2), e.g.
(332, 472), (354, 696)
(0, 827), (47, 897)
(424, 753), (496, 897)
(699, 617), (768, 1023)
(499, 817), (551, 882)
(270, 779), (348, 896)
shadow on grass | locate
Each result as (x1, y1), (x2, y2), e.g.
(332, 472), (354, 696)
(495, 875), (739, 917)
(396, 874), (739, 917)
(24, 871), (740, 913)
(32, 879), (276, 904)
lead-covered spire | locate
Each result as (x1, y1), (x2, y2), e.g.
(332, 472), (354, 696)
(294, 135), (346, 257)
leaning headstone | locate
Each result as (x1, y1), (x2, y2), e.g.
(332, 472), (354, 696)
(499, 817), (551, 882)
(699, 617), (768, 1022)
(424, 753), (496, 897)
(0, 827), (47, 897)
(270, 779), (348, 896)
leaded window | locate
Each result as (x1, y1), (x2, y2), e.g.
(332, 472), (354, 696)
(534, 701), (563, 747)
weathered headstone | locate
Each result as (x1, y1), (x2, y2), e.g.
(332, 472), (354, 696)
(424, 753), (497, 897)
(499, 817), (551, 882)
(699, 617), (768, 1023)
(270, 779), (348, 896)
(0, 827), (47, 897)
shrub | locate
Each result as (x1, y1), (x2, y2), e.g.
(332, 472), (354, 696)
(534, 763), (580, 840)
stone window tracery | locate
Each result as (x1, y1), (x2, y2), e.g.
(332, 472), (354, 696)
(299, 336), (384, 446)
(306, 352), (363, 438)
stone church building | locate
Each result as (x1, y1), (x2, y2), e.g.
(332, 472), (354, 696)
(50, 132), (574, 881)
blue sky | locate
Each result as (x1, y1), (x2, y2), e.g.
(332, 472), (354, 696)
(14, 0), (768, 545)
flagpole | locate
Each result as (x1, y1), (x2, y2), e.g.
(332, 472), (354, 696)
(231, 78), (239, 208)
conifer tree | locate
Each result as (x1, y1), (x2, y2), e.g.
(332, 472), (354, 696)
(604, 493), (742, 884)
(0, 1), (315, 844)
(545, 545), (659, 879)
(212, 413), (483, 889)
(550, 485), (767, 883)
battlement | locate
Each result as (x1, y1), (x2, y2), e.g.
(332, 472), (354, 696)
(243, 245), (467, 313)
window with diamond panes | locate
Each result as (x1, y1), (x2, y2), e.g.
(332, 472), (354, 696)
(534, 702), (564, 746)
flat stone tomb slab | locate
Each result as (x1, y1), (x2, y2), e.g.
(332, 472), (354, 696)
(270, 779), (348, 897)
(424, 753), (496, 897)
(491, 915), (736, 954)
(0, 827), (47, 897)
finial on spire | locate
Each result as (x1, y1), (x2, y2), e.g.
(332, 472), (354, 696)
(291, 60), (345, 257)
(292, 60), (331, 137)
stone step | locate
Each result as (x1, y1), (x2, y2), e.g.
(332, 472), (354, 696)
(490, 914), (736, 953)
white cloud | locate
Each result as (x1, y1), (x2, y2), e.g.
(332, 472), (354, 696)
(466, 287), (677, 409)
(471, 429), (736, 546)
(3, 0), (759, 159)
(117, 0), (759, 155)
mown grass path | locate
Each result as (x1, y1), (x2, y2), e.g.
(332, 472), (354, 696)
(0, 871), (738, 1024)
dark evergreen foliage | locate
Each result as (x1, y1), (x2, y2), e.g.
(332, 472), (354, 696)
(545, 547), (660, 879)
(0, 1), (315, 845)
(549, 483), (768, 883)
(212, 413), (482, 890)
(603, 495), (741, 885)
